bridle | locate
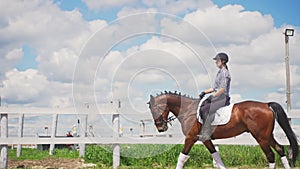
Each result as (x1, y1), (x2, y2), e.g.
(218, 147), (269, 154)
(150, 103), (176, 126)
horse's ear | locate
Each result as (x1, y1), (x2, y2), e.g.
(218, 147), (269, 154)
(150, 95), (155, 104)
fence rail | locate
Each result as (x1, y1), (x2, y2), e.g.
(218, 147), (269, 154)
(1, 107), (299, 169)
(0, 134), (294, 145)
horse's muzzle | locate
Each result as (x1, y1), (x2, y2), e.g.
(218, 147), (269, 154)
(157, 124), (168, 132)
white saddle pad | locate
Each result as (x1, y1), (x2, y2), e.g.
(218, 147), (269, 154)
(197, 100), (234, 126)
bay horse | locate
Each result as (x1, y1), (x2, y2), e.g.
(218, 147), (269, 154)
(148, 91), (298, 169)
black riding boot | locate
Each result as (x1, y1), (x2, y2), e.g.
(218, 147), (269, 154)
(198, 112), (215, 142)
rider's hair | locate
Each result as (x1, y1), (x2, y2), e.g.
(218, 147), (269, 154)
(222, 60), (228, 70)
(224, 64), (228, 70)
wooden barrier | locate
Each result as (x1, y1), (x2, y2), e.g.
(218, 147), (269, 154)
(17, 114), (24, 157)
(0, 114), (8, 169)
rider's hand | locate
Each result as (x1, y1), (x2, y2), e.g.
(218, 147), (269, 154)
(199, 92), (206, 99)
(206, 95), (214, 103)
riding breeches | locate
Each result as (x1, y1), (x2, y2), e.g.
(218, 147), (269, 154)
(200, 94), (230, 122)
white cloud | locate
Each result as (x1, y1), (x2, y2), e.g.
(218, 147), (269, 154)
(1, 69), (48, 104)
(82, 0), (136, 11)
(182, 4), (274, 45)
(142, 0), (213, 15)
(0, 0), (110, 107)
(5, 48), (23, 60)
(0, 1), (84, 51)
(0, 0), (299, 112)
(291, 65), (300, 87)
(0, 0), (107, 81)
(230, 94), (243, 103)
(88, 20), (108, 33)
(296, 102), (300, 108)
(117, 7), (157, 18)
(83, 0), (213, 15)
(264, 92), (286, 106)
(0, 68), (74, 107)
(0, 48), (23, 76)
(37, 48), (78, 82)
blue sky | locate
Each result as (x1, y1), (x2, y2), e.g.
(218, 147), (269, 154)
(213, 0), (300, 27)
(54, 0), (300, 27)
(56, 0), (120, 21)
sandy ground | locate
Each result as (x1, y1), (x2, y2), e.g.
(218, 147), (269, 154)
(8, 158), (300, 169)
(8, 158), (96, 169)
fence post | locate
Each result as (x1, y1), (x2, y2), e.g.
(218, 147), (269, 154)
(112, 113), (120, 169)
(79, 115), (87, 157)
(0, 114), (8, 169)
(49, 114), (58, 155)
(17, 114), (24, 157)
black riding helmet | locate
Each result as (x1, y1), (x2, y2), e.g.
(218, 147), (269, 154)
(213, 52), (229, 63)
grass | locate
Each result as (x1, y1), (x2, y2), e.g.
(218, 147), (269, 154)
(9, 147), (79, 160)
(8, 144), (300, 168)
(84, 144), (300, 168)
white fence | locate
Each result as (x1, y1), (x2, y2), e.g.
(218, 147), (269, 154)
(0, 107), (300, 169)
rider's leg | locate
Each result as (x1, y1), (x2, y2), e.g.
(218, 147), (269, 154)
(199, 96), (226, 141)
(198, 102), (213, 141)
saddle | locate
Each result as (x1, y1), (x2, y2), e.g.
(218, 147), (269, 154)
(196, 102), (234, 126)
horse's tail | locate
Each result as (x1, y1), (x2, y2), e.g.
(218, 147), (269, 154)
(268, 102), (299, 164)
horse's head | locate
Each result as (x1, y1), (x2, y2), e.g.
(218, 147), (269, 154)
(148, 95), (170, 132)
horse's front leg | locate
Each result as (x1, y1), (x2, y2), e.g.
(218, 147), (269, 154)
(203, 140), (226, 169)
(176, 122), (200, 169)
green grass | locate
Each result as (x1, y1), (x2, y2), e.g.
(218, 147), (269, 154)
(8, 144), (300, 168)
(9, 147), (79, 160)
(84, 144), (300, 168)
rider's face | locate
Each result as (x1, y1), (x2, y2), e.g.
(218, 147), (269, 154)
(215, 59), (223, 68)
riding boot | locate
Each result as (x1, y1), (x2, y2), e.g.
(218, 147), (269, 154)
(198, 113), (214, 142)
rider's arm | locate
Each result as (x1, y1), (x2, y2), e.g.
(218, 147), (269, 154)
(204, 88), (214, 94)
(213, 87), (225, 97)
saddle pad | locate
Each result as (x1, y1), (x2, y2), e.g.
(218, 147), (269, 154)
(197, 101), (234, 126)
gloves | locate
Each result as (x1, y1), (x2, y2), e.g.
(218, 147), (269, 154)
(199, 92), (206, 99)
(206, 95), (214, 103)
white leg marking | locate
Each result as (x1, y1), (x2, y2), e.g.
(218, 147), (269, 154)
(211, 152), (226, 169)
(175, 152), (190, 169)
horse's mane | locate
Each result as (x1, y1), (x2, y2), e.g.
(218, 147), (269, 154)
(155, 91), (199, 100)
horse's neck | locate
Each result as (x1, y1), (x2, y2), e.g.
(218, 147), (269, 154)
(169, 98), (199, 121)
(169, 98), (199, 135)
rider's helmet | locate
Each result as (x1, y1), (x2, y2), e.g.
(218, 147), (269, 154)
(213, 52), (229, 63)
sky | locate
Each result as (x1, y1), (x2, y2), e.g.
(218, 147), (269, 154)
(0, 0), (300, 137)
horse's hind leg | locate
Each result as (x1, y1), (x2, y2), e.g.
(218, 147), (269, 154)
(270, 135), (290, 169)
(256, 139), (275, 169)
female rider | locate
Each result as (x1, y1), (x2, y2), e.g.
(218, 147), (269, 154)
(198, 52), (231, 141)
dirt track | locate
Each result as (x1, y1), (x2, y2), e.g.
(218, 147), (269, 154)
(8, 158), (92, 169)
(8, 158), (300, 169)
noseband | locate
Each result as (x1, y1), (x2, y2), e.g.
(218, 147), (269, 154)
(151, 103), (176, 126)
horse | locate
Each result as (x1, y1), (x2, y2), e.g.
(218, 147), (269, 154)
(148, 91), (298, 169)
